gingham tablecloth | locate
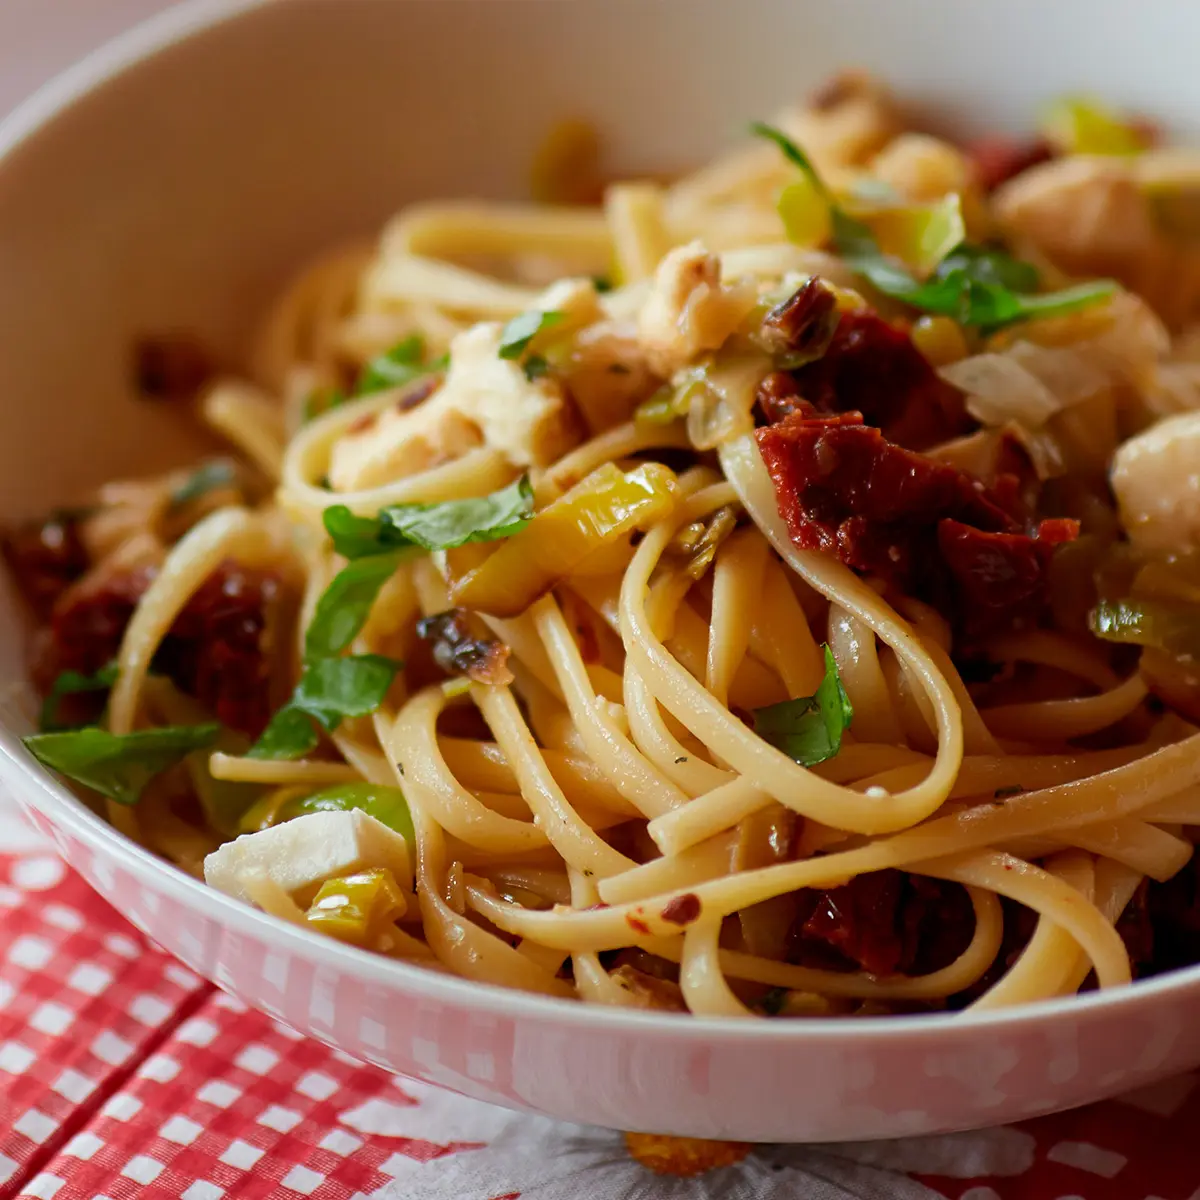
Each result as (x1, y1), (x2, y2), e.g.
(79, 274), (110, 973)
(0, 801), (1196, 1200)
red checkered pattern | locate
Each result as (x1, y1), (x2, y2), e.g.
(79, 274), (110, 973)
(1, 826), (1199, 1200)
(0, 851), (478, 1200)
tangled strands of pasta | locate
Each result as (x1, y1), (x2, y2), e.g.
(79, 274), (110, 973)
(41, 80), (1200, 1019)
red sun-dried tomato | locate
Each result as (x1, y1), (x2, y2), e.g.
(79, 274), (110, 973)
(3, 513), (92, 619)
(762, 308), (973, 451)
(966, 135), (1054, 193)
(156, 561), (285, 736)
(789, 870), (975, 978)
(756, 408), (1076, 638)
(30, 557), (285, 737)
(33, 564), (159, 692)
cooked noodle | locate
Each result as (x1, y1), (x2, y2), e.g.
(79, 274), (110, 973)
(14, 73), (1200, 1019)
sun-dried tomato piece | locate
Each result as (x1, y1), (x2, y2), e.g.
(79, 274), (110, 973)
(966, 135), (1054, 193)
(938, 518), (1078, 640)
(33, 564), (158, 692)
(789, 870), (975, 978)
(756, 409), (1075, 637)
(156, 561), (285, 736)
(782, 309), (973, 451)
(2, 512), (91, 619)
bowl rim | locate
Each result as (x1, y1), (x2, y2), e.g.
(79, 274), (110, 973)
(2, 0), (1199, 1046)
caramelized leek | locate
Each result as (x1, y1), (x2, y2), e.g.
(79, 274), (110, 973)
(1089, 597), (1200, 658)
(864, 193), (967, 276)
(305, 868), (408, 946)
(451, 463), (678, 617)
(777, 177), (832, 248)
(1041, 96), (1145, 157)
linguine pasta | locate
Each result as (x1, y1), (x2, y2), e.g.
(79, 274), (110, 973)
(13, 73), (1200, 1018)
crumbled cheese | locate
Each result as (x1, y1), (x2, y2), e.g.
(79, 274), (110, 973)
(636, 242), (755, 376)
(204, 810), (412, 903)
(328, 322), (582, 492)
(1112, 409), (1200, 553)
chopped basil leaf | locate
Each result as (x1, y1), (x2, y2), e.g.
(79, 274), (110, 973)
(522, 354), (550, 381)
(39, 662), (118, 733)
(280, 781), (414, 844)
(24, 723), (220, 805)
(313, 478), (534, 654)
(752, 122), (1116, 330)
(248, 655), (401, 760)
(169, 459), (238, 508)
(305, 550), (410, 659)
(249, 706), (320, 761)
(753, 645), (853, 767)
(749, 122), (831, 196)
(592, 275), (614, 293)
(356, 335), (430, 395)
(323, 476), (535, 560)
(498, 310), (564, 359)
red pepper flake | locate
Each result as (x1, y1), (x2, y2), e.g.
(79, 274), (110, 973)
(346, 411), (379, 435)
(660, 893), (702, 926)
(627, 915), (651, 936)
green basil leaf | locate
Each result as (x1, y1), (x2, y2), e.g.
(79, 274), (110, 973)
(497, 310), (564, 359)
(305, 550), (410, 659)
(323, 476), (535, 560)
(522, 354), (550, 381)
(280, 782), (414, 845)
(39, 662), (119, 733)
(748, 122), (831, 198)
(24, 723), (221, 805)
(322, 507), (393, 560)
(248, 707), (320, 761)
(752, 121), (1116, 331)
(753, 645), (853, 767)
(383, 475), (535, 549)
(356, 335), (428, 395)
(169, 460), (238, 509)
(939, 244), (1041, 293)
(592, 275), (614, 294)
(249, 655), (401, 760)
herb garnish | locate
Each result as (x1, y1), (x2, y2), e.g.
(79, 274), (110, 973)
(24, 723), (221, 805)
(753, 645), (853, 767)
(498, 311), (564, 360)
(169, 460), (238, 509)
(249, 656), (401, 761)
(356, 335), (447, 396)
(751, 122), (1116, 330)
(250, 478), (536, 759)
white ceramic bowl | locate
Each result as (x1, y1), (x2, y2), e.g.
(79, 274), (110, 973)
(2, 0), (1200, 1143)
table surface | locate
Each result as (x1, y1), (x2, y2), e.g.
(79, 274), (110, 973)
(2, 5), (1200, 1199)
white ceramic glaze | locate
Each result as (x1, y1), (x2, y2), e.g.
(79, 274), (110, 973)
(2, 0), (1200, 1142)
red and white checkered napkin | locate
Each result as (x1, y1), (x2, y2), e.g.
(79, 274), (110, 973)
(1, 807), (1198, 1200)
